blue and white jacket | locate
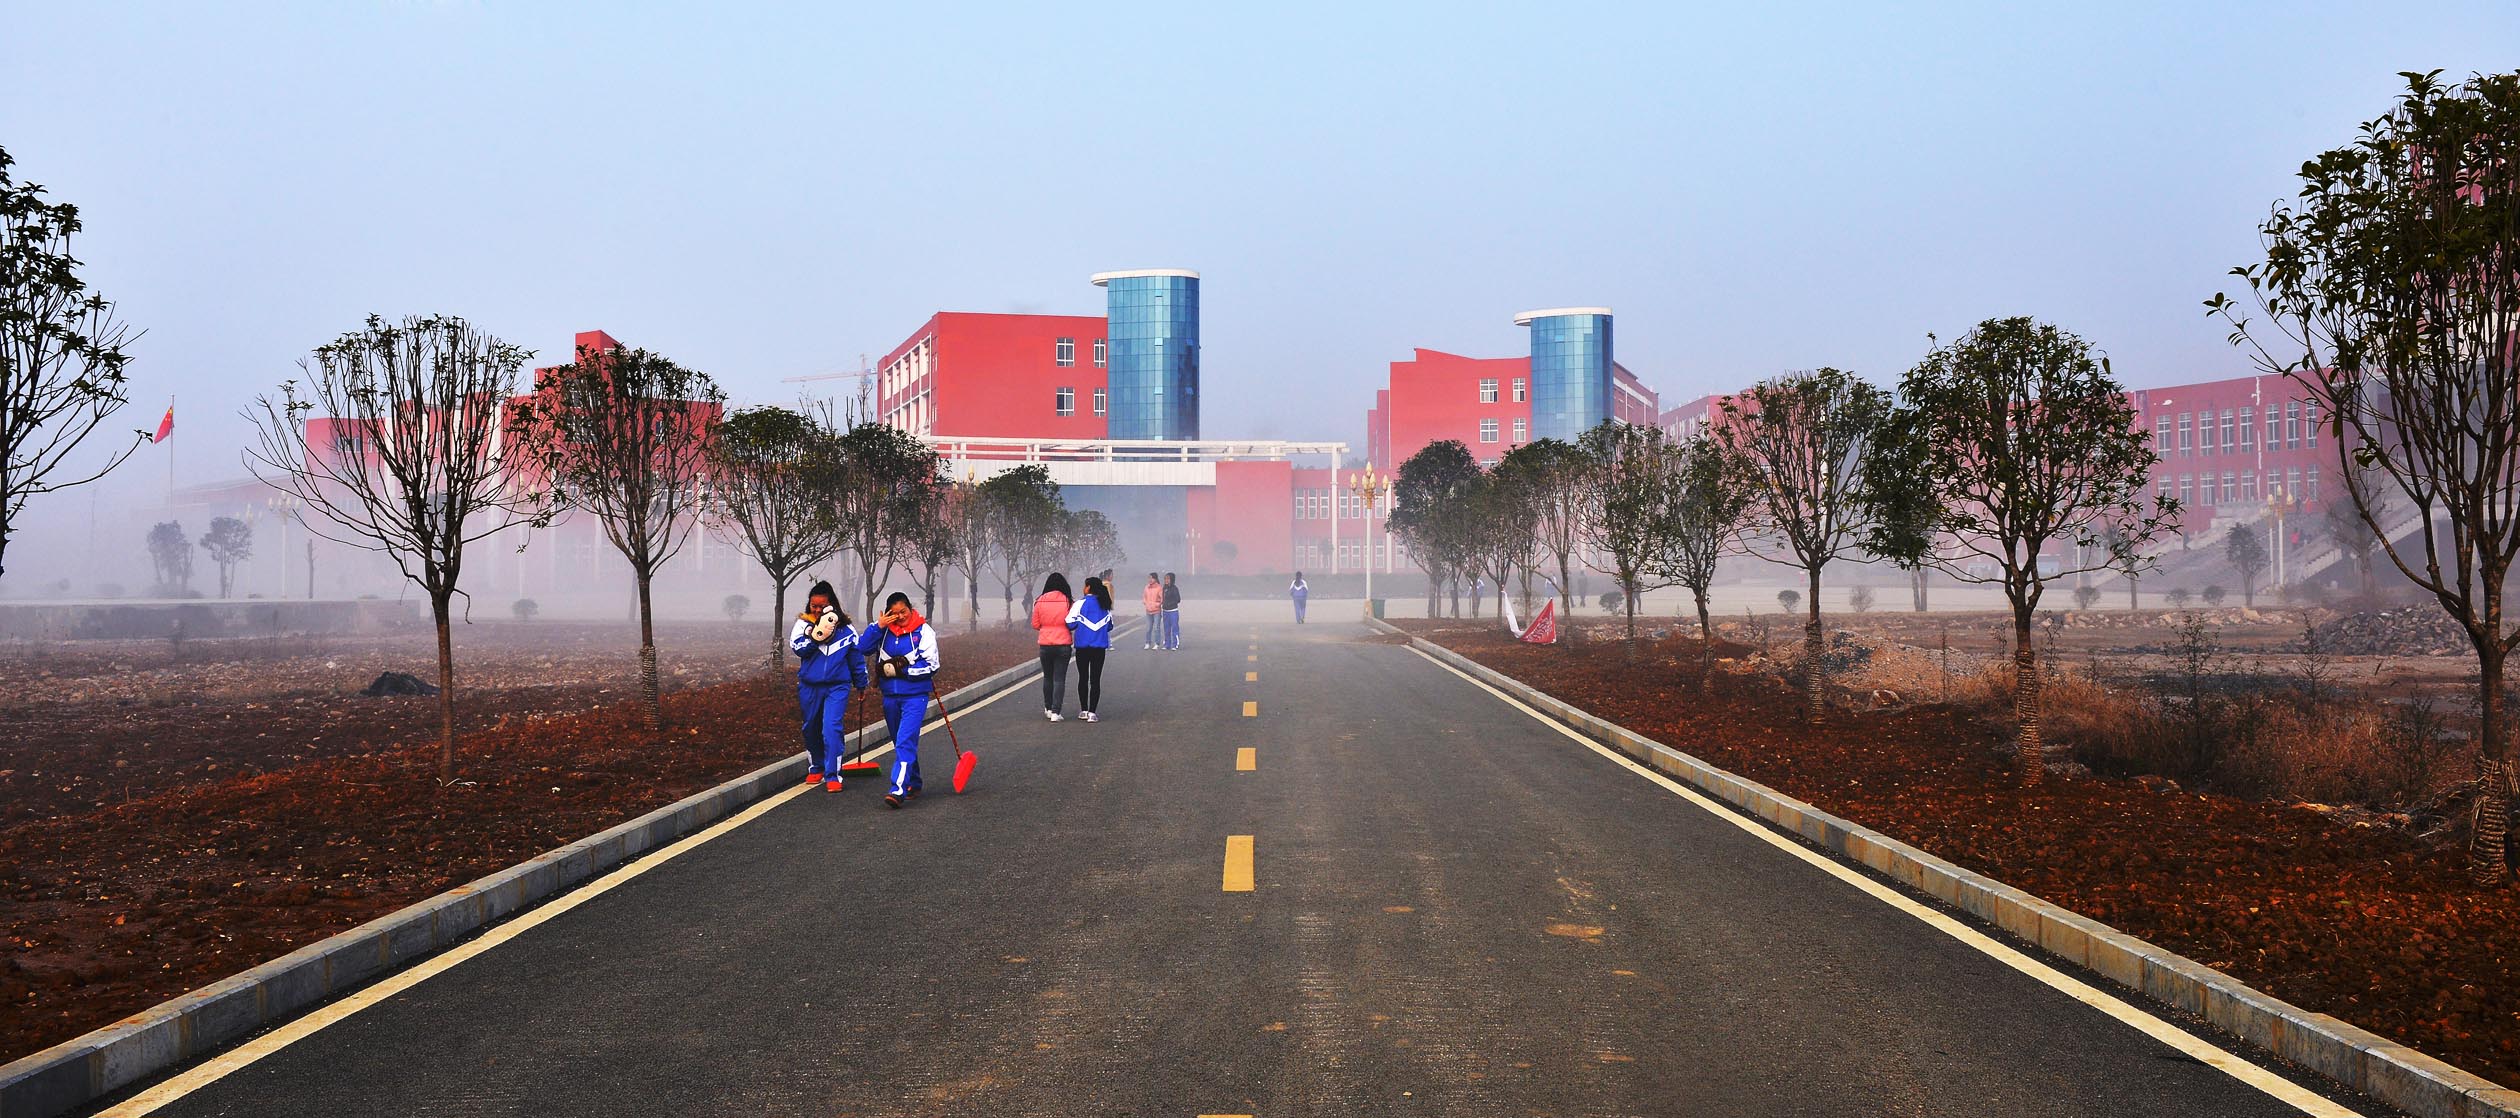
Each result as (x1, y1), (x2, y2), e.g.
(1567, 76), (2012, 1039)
(791, 618), (869, 689)
(1064, 595), (1114, 650)
(853, 621), (942, 696)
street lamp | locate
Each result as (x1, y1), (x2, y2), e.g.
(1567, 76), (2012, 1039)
(265, 494), (302, 599)
(2267, 483), (2298, 588)
(1346, 463), (1391, 615)
(1186, 527), (1201, 577)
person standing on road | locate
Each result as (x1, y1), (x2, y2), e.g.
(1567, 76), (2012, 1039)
(1471, 575), (1484, 618)
(1065, 576), (1114, 722)
(1141, 572), (1164, 650)
(854, 591), (942, 809)
(1161, 572), (1182, 650)
(1289, 571), (1309, 624)
(1031, 573), (1075, 721)
(790, 580), (866, 792)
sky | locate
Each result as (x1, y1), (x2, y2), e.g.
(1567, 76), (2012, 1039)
(6, 1), (2518, 504)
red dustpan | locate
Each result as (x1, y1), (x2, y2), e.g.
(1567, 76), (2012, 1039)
(936, 694), (975, 793)
(838, 690), (883, 773)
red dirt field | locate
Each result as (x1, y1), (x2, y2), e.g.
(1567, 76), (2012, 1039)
(0, 627), (1039, 1065)
(1400, 618), (2520, 1088)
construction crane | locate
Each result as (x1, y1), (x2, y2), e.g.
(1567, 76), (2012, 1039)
(781, 355), (875, 425)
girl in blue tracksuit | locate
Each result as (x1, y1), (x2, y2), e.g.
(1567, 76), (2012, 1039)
(790, 580), (868, 792)
(854, 591), (942, 808)
(1064, 576), (1114, 722)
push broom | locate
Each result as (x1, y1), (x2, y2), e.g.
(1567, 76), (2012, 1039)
(838, 687), (883, 776)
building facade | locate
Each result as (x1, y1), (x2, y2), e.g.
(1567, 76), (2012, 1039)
(1364, 345), (1658, 470)
(1517, 307), (1615, 442)
(878, 312), (1111, 439)
(1093, 269), (1201, 440)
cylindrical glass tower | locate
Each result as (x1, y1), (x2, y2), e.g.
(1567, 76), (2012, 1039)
(1515, 307), (1613, 442)
(1093, 269), (1201, 441)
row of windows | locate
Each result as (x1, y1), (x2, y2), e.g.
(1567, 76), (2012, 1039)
(1475, 377), (1529, 404)
(1052, 337), (1108, 368)
(1051, 387), (1108, 417)
(1291, 487), (1385, 520)
(2152, 402), (2319, 457)
(2153, 467), (2321, 508)
(1477, 417), (1529, 443)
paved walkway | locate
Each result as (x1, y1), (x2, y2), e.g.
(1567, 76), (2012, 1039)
(122, 621), (2368, 1116)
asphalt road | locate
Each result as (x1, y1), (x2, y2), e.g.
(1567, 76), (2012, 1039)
(130, 619), (2366, 1117)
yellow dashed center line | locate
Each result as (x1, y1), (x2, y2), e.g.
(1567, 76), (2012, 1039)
(1245, 671), (1257, 682)
(1236, 747), (1256, 771)
(1222, 835), (1255, 892)
(1247, 653), (1258, 662)
(1242, 700), (1258, 717)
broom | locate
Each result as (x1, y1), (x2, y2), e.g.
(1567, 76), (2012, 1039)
(838, 686), (882, 775)
(935, 692), (976, 793)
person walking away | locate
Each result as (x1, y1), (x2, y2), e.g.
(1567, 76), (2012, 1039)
(790, 580), (866, 792)
(1066, 576), (1115, 721)
(1161, 572), (1183, 650)
(1289, 571), (1309, 624)
(1471, 576), (1484, 619)
(854, 592), (942, 809)
(1140, 572), (1164, 650)
(1031, 573), (1075, 721)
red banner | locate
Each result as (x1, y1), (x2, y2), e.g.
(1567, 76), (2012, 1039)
(1518, 599), (1558, 644)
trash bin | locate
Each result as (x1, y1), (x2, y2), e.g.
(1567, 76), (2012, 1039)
(1369, 598), (1387, 619)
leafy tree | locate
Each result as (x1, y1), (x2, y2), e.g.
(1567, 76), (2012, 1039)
(1052, 508), (1126, 578)
(2225, 523), (2269, 607)
(0, 146), (144, 579)
(1650, 433), (1754, 652)
(903, 470), (959, 622)
(508, 342), (723, 732)
(1717, 369), (1891, 722)
(1389, 440), (1483, 619)
(248, 315), (539, 779)
(2073, 584), (2102, 610)
(2321, 464), (2392, 599)
(1578, 421), (1683, 642)
(2203, 584), (2227, 607)
(829, 422), (942, 621)
(1866, 318), (2168, 786)
(722, 593), (751, 623)
(2167, 587), (2194, 610)
(199, 516), (253, 598)
(145, 520), (191, 590)
(703, 405), (846, 667)
(1777, 588), (1800, 613)
(2101, 520), (2141, 610)
(978, 464), (1062, 622)
(1499, 438), (1596, 642)
(2209, 69), (2520, 882)
(934, 473), (993, 631)
(512, 598), (538, 622)
(1467, 456), (1543, 622)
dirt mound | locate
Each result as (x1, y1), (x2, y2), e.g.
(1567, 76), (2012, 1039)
(360, 671), (439, 697)
(2311, 607), (2471, 657)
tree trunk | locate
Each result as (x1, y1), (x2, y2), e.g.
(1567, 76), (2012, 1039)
(1558, 556), (1578, 644)
(1911, 567), (1928, 612)
(1694, 588), (1715, 694)
(1804, 568), (1825, 724)
(2127, 575), (2138, 611)
(967, 571), (980, 633)
(433, 593), (457, 783)
(769, 579), (788, 671)
(1622, 576), (1638, 643)
(636, 570), (661, 732)
(2473, 642), (2510, 885)
(2014, 603), (2043, 787)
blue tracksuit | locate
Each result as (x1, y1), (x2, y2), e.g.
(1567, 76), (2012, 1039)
(854, 621), (942, 796)
(792, 618), (869, 776)
(1289, 579), (1309, 623)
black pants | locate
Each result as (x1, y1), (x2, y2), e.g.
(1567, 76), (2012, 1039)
(1074, 646), (1106, 713)
(1039, 645), (1072, 712)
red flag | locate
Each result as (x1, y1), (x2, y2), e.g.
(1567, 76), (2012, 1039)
(152, 406), (174, 444)
(1518, 599), (1559, 644)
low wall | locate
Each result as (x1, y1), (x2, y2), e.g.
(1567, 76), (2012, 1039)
(0, 599), (421, 642)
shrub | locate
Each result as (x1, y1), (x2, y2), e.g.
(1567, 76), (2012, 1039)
(1849, 586), (1876, 614)
(2166, 587), (2194, 609)
(512, 598), (539, 622)
(723, 593), (751, 623)
(2072, 585), (2101, 610)
(1598, 589), (1625, 614)
(2203, 584), (2227, 607)
(1777, 588), (1801, 614)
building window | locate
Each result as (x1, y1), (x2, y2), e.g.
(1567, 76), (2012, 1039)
(1092, 339), (1106, 368)
(2287, 468), (2303, 499)
(2241, 471), (2258, 501)
(2306, 466), (2321, 501)
(2219, 410), (2235, 453)
(1512, 377), (1528, 402)
(1511, 417), (1528, 443)
(2177, 413), (2192, 453)
(2221, 472), (2236, 504)
(2237, 407), (2254, 449)
(2179, 474), (2195, 509)
(1055, 337), (1076, 367)
(1479, 379), (1499, 404)
(2266, 408), (2281, 450)
(2156, 476), (2174, 503)
(1479, 418), (1500, 443)
(1054, 387), (1075, 416)
(1092, 388), (1107, 416)
(2154, 416), (2172, 451)
(2302, 400), (2318, 448)
(2285, 400), (2301, 449)
(334, 433), (364, 457)
(1294, 491), (1305, 520)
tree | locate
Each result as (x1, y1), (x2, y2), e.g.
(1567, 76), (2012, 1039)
(199, 516), (253, 598)
(1389, 440), (1483, 619)
(145, 520), (191, 591)
(703, 405), (846, 667)
(2167, 587), (2194, 610)
(1579, 422), (1681, 642)
(2074, 584), (2102, 610)
(248, 314), (539, 780)
(2099, 519), (2144, 610)
(0, 146), (145, 580)
(903, 470), (959, 622)
(1057, 508), (1126, 577)
(2209, 69), (2520, 883)
(2203, 584), (2227, 607)
(1650, 433), (1754, 652)
(1777, 588), (1801, 614)
(831, 422), (942, 621)
(2322, 465), (2393, 599)
(722, 594), (750, 623)
(1849, 586), (1876, 614)
(935, 473), (993, 632)
(1716, 369), (1892, 723)
(978, 465), (1061, 622)
(507, 342), (723, 732)
(1466, 458), (1543, 623)
(2225, 523), (2269, 607)
(1867, 318), (2169, 785)
(1501, 439), (1596, 643)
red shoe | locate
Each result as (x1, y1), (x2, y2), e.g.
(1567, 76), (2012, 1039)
(805, 772), (824, 785)
(883, 792), (904, 809)
(823, 778), (844, 793)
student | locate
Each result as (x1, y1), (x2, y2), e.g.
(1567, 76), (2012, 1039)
(1160, 572), (1182, 650)
(1470, 576), (1485, 618)
(853, 592), (942, 809)
(1140, 572), (1164, 650)
(1288, 571), (1310, 624)
(1065, 576), (1114, 722)
(789, 580), (866, 792)
(1031, 572), (1075, 721)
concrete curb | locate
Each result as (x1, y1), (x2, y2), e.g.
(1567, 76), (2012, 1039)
(1367, 617), (2520, 1118)
(0, 645), (1060, 1118)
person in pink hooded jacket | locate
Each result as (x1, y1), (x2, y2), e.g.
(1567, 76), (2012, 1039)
(1030, 572), (1075, 721)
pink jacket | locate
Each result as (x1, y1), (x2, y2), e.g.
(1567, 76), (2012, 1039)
(1141, 582), (1164, 613)
(1031, 592), (1074, 646)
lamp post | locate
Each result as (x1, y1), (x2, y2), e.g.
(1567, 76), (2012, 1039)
(264, 494), (301, 599)
(2268, 483), (2297, 589)
(1186, 527), (1201, 577)
(1346, 463), (1391, 615)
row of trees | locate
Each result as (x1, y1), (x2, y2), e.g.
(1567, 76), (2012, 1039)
(142, 517), (254, 596)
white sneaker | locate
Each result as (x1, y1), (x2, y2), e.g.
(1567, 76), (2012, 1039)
(1045, 709), (1063, 722)
(1081, 711), (1098, 723)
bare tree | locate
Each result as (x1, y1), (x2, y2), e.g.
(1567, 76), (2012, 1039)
(1500, 438), (1596, 641)
(2209, 69), (2520, 883)
(2321, 464), (2393, 599)
(936, 472), (994, 632)
(1716, 369), (1891, 722)
(246, 314), (538, 780)
(704, 405), (846, 667)
(508, 342), (724, 732)
(904, 469), (958, 621)
(0, 146), (145, 577)
(199, 516), (253, 598)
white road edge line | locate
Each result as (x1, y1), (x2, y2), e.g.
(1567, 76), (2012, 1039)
(1404, 646), (2360, 1118)
(103, 670), (1043, 1116)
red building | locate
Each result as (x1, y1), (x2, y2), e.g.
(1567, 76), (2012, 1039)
(2128, 375), (2338, 540)
(878, 313), (1109, 439)
(1364, 348), (1660, 471)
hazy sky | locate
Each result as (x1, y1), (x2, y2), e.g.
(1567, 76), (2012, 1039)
(7, 2), (2518, 499)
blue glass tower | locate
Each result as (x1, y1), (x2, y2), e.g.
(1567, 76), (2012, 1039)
(1516, 307), (1614, 442)
(1093, 269), (1201, 440)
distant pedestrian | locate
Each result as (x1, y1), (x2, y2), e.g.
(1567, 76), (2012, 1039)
(789, 580), (866, 792)
(1289, 571), (1309, 624)
(1141, 572), (1164, 650)
(1030, 573), (1075, 721)
(1471, 576), (1484, 618)
(1161, 572), (1182, 650)
(1066, 576), (1114, 722)
(853, 592), (942, 809)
